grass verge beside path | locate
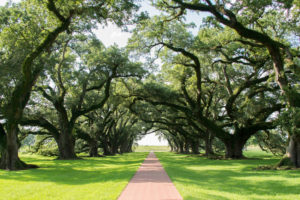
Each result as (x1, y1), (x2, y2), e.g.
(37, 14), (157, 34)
(134, 145), (170, 152)
(0, 152), (148, 200)
(156, 151), (300, 200)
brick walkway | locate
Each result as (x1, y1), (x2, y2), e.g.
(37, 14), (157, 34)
(118, 152), (183, 200)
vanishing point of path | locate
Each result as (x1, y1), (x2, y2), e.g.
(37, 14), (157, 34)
(118, 152), (183, 200)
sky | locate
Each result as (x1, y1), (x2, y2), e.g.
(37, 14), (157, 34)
(138, 133), (168, 146)
(95, 1), (205, 47)
(0, 0), (205, 146)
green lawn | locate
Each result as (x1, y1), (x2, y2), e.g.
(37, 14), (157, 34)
(134, 145), (170, 152)
(2, 150), (299, 200)
(0, 152), (147, 200)
(156, 151), (300, 200)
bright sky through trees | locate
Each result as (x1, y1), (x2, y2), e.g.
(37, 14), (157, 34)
(138, 133), (168, 146)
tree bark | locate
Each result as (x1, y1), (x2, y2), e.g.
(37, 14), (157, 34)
(111, 144), (118, 155)
(120, 139), (131, 154)
(102, 136), (112, 155)
(0, 124), (6, 166)
(204, 134), (214, 156)
(179, 142), (184, 153)
(287, 135), (300, 167)
(89, 140), (99, 157)
(170, 145), (174, 152)
(166, 138), (174, 152)
(57, 126), (77, 159)
(224, 143), (244, 159)
(173, 146), (178, 152)
(0, 123), (26, 170)
(191, 139), (200, 154)
(127, 140), (133, 153)
(184, 142), (190, 154)
(223, 135), (249, 159)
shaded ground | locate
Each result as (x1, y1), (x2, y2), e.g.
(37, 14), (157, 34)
(156, 151), (300, 200)
(0, 153), (147, 200)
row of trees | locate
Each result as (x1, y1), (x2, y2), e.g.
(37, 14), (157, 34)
(127, 0), (299, 164)
(0, 0), (299, 170)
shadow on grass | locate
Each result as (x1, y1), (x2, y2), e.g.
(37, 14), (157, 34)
(0, 153), (147, 185)
(156, 152), (300, 200)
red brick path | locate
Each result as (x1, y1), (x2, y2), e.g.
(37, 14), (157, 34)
(118, 152), (183, 200)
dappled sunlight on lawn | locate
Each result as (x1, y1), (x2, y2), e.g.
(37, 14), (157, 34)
(0, 153), (148, 200)
(156, 151), (300, 200)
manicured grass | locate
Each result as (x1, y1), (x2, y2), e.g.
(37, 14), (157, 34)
(134, 145), (170, 152)
(156, 151), (300, 200)
(0, 152), (148, 200)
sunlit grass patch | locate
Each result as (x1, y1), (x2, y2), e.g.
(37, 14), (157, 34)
(0, 153), (147, 200)
(134, 145), (170, 152)
(156, 151), (300, 200)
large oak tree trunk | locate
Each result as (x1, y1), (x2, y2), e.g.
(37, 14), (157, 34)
(224, 143), (244, 159)
(0, 123), (37, 170)
(2, 79), (40, 170)
(120, 139), (131, 154)
(102, 136), (112, 155)
(166, 138), (174, 152)
(179, 142), (184, 153)
(4, 124), (22, 169)
(287, 135), (300, 167)
(57, 126), (77, 159)
(223, 135), (248, 159)
(191, 139), (200, 154)
(103, 147), (111, 155)
(127, 140), (134, 153)
(111, 143), (118, 155)
(57, 136), (76, 159)
(184, 141), (190, 154)
(204, 134), (214, 156)
(0, 123), (26, 170)
(89, 140), (99, 157)
(56, 110), (77, 159)
(170, 145), (174, 152)
(0, 124), (7, 169)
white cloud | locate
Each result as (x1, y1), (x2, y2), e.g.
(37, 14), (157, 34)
(0, 0), (20, 6)
(94, 23), (132, 48)
(137, 133), (168, 146)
